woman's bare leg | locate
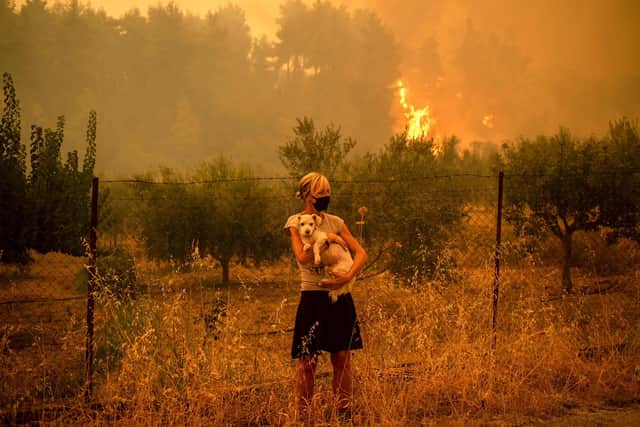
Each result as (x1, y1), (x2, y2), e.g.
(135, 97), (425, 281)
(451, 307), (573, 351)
(330, 351), (352, 409)
(296, 356), (317, 411)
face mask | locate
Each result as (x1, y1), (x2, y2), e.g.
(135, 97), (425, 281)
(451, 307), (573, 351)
(313, 196), (330, 212)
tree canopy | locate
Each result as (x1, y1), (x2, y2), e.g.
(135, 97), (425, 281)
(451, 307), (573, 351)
(278, 116), (356, 178)
(1, 0), (400, 174)
(342, 134), (468, 284)
(0, 72), (97, 262)
(133, 158), (288, 283)
(499, 119), (640, 292)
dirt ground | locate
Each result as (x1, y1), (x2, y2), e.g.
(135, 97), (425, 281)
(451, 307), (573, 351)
(416, 403), (640, 426)
(470, 403), (640, 426)
(539, 404), (640, 427)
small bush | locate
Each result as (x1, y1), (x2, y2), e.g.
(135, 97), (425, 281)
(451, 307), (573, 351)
(572, 232), (640, 275)
(528, 231), (640, 275)
(77, 246), (139, 299)
(95, 298), (156, 374)
(201, 297), (227, 341)
(98, 246), (138, 299)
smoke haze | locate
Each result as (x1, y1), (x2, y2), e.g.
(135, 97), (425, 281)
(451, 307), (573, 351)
(61, 0), (639, 137)
(7, 0), (640, 174)
(361, 0), (640, 140)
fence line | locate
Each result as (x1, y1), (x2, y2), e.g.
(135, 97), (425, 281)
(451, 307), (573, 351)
(491, 171), (504, 350)
(79, 173), (506, 400)
(4, 168), (638, 409)
(84, 177), (99, 402)
(0, 296), (85, 305)
(106, 186), (500, 202)
(99, 168), (640, 186)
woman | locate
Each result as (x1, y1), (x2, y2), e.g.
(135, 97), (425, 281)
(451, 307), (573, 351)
(284, 172), (368, 416)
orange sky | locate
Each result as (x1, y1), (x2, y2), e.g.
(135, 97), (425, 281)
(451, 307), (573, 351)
(13, 0), (282, 37)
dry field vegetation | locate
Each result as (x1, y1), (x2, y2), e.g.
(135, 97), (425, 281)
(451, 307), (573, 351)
(2, 226), (640, 425)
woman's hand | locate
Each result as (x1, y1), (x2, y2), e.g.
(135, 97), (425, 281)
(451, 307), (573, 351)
(320, 270), (352, 290)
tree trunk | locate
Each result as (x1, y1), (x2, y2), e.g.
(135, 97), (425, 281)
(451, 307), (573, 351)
(221, 259), (230, 284)
(561, 231), (573, 293)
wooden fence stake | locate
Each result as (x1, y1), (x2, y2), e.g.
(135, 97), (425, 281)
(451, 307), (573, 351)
(491, 171), (504, 350)
(85, 177), (99, 402)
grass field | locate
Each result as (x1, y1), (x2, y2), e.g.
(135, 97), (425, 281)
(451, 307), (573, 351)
(2, 233), (639, 425)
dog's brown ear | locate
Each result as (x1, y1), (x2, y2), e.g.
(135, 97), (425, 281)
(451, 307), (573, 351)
(312, 213), (322, 226)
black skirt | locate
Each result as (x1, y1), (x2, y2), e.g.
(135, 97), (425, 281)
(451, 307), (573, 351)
(291, 291), (363, 359)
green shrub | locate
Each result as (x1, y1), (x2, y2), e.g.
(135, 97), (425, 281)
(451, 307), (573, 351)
(98, 247), (138, 299)
(95, 298), (155, 373)
(77, 246), (138, 299)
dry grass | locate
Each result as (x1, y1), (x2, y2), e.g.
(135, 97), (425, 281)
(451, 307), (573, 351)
(2, 239), (640, 425)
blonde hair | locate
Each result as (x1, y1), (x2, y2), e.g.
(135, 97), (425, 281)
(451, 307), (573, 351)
(296, 172), (330, 200)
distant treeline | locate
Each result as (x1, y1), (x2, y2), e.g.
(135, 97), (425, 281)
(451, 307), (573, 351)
(2, 63), (639, 293)
(0, 0), (398, 173)
(102, 116), (640, 291)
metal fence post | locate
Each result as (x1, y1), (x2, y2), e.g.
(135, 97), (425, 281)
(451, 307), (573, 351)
(85, 177), (99, 402)
(491, 171), (504, 350)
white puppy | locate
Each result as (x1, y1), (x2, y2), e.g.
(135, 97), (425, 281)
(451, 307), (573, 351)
(297, 213), (355, 303)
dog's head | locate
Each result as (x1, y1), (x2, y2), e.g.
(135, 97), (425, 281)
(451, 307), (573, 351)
(297, 213), (322, 238)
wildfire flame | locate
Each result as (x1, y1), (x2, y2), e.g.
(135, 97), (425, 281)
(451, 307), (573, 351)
(482, 114), (494, 129)
(397, 80), (436, 141)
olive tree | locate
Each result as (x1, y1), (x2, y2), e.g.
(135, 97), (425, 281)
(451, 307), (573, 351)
(278, 116), (356, 178)
(499, 119), (640, 293)
(346, 134), (467, 285)
(134, 158), (288, 283)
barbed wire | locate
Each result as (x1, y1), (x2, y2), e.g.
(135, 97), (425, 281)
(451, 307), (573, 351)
(100, 169), (640, 186)
(102, 177), (297, 185)
(107, 186), (500, 203)
(0, 296), (85, 305)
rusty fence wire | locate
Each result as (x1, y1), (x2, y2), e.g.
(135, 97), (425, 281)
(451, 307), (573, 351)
(1, 251), (88, 413)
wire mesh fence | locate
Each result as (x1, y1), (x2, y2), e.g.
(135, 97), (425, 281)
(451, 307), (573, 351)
(0, 252), (87, 410)
(2, 171), (639, 422)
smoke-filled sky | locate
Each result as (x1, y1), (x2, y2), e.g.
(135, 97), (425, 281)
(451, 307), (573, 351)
(9, 0), (640, 171)
(36, 0), (639, 76)
(53, 0), (638, 76)
(39, 0), (636, 137)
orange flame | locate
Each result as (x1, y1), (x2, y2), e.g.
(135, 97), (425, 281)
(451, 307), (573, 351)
(482, 114), (494, 129)
(397, 80), (436, 141)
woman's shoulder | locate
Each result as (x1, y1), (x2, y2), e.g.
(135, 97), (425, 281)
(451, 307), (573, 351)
(284, 212), (303, 229)
(323, 212), (345, 230)
(324, 212), (344, 221)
